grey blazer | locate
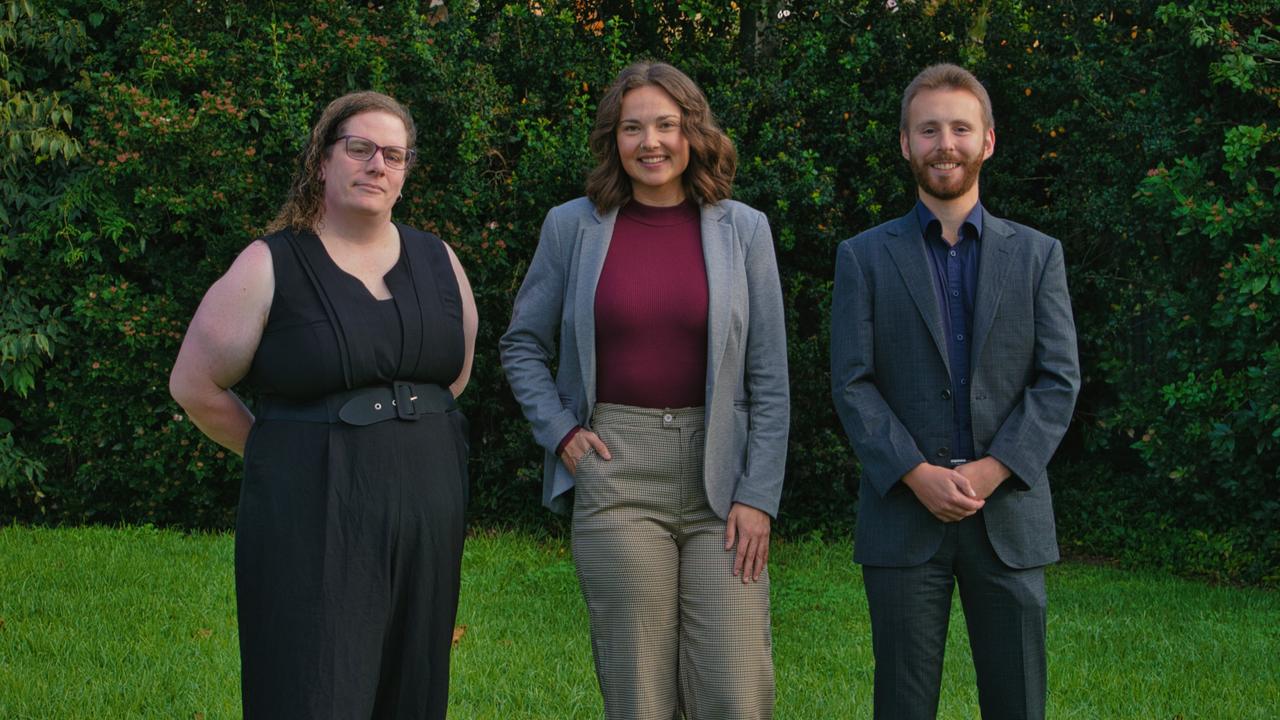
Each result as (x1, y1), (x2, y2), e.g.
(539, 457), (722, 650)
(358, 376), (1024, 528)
(830, 209), (1080, 569)
(501, 196), (790, 519)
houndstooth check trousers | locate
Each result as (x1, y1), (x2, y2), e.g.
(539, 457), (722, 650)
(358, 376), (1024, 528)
(572, 403), (775, 720)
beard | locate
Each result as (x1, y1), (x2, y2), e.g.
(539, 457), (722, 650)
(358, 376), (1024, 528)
(910, 149), (984, 201)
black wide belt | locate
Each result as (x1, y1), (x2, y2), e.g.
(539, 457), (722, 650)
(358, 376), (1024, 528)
(255, 382), (455, 426)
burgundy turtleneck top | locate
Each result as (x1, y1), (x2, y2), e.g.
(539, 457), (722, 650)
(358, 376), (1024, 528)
(557, 198), (710, 453)
(594, 197), (709, 407)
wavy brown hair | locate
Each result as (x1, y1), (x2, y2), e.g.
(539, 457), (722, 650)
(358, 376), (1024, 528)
(900, 63), (995, 132)
(266, 91), (417, 233)
(585, 62), (736, 213)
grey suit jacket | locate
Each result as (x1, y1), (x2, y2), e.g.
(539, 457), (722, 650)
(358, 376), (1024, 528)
(830, 208), (1080, 569)
(501, 197), (790, 518)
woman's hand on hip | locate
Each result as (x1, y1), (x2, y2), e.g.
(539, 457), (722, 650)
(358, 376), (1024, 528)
(725, 502), (771, 584)
(558, 430), (611, 476)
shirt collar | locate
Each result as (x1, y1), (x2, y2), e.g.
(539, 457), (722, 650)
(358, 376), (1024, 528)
(915, 200), (984, 244)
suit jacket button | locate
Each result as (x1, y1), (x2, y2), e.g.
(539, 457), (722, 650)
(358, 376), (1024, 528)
(936, 446), (950, 458)
(940, 389), (952, 400)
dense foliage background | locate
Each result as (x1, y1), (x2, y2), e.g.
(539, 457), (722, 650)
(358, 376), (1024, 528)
(2, 0), (1276, 584)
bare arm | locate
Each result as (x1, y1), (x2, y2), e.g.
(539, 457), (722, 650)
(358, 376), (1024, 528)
(445, 243), (478, 399)
(169, 240), (274, 455)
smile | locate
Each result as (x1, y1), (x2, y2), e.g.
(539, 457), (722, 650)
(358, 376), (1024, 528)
(639, 156), (668, 166)
(931, 162), (960, 170)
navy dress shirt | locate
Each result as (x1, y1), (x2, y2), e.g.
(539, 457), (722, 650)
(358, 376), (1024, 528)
(916, 201), (983, 462)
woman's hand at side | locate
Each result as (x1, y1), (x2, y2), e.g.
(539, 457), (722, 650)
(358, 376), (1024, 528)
(725, 502), (771, 584)
(169, 240), (274, 456)
(558, 429), (611, 476)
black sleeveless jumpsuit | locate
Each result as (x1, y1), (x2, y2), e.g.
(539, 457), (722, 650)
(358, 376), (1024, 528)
(237, 225), (467, 719)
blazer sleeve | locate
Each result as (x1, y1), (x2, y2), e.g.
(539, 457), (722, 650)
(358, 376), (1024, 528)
(499, 207), (582, 453)
(984, 238), (1081, 489)
(830, 238), (928, 497)
(731, 210), (790, 516)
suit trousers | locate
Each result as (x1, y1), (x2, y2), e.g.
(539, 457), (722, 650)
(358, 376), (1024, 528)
(861, 511), (1047, 720)
(572, 403), (775, 720)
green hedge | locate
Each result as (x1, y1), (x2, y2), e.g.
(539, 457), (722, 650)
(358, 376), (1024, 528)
(1, 1), (1276, 584)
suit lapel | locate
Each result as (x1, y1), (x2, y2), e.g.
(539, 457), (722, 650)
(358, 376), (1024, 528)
(574, 205), (617, 405)
(885, 213), (950, 373)
(702, 203), (733, 392)
(972, 211), (1015, 362)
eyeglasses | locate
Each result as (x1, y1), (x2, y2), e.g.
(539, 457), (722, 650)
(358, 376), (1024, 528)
(331, 135), (416, 170)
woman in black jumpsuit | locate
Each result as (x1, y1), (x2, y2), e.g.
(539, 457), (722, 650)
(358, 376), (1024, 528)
(171, 91), (477, 719)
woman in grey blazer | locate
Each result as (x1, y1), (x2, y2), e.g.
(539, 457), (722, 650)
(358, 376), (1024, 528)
(500, 62), (789, 719)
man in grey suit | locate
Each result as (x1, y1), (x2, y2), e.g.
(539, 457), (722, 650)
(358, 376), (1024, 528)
(830, 63), (1081, 719)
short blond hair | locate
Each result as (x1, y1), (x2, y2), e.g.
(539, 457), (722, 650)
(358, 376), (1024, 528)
(900, 63), (994, 132)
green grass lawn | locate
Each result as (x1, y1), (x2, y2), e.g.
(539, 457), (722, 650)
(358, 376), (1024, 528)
(1, 526), (1276, 719)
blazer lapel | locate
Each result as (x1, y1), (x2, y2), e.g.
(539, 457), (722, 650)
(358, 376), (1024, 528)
(972, 210), (1015, 362)
(885, 213), (950, 373)
(702, 203), (733, 392)
(574, 205), (618, 406)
